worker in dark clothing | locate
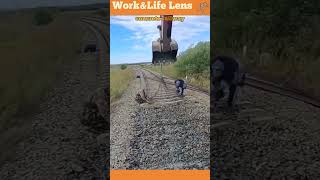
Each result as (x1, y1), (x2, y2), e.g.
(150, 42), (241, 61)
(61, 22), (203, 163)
(211, 56), (245, 107)
(175, 79), (186, 96)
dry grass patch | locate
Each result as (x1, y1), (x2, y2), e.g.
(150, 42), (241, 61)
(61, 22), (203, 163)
(110, 67), (134, 102)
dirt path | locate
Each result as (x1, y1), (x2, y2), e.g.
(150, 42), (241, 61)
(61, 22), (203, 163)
(111, 69), (210, 170)
(0, 22), (109, 180)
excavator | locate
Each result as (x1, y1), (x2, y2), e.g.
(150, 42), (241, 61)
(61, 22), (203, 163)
(152, 15), (178, 64)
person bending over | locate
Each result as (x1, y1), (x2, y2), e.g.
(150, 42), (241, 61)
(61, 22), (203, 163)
(175, 79), (187, 96)
(211, 56), (245, 107)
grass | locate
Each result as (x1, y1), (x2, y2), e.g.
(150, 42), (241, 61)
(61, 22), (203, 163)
(110, 67), (135, 103)
(0, 10), (95, 163)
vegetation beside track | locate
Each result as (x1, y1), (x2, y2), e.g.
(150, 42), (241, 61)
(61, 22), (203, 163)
(213, 0), (320, 99)
(110, 66), (135, 103)
(146, 41), (210, 91)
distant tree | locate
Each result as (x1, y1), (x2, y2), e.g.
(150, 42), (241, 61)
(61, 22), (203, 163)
(34, 10), (54, 26)
(121, 64), (127, 70)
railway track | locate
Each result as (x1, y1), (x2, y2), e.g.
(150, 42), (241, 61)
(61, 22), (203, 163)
(141, 65), (320, 109)
(80, 17), (109, 89)
(80, 17), (109, 48)
(82, 17), (107, 24)
(80, 17), (110, 178)
(136, 68), (184, 104)
(211, 75), (320, 178)
(136, 67), (210, 105)
(211, 71), (320, 136)
(245, 76), (320, 108)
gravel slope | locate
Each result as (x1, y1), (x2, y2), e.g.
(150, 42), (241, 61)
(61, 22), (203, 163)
(211, 85), (320, 179)
(110, 78), (140, 169)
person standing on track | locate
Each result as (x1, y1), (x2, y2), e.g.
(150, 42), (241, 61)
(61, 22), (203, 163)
(211, 56), (246, 108)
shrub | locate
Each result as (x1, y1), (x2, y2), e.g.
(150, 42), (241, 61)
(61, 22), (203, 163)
(175, 41), (210, 77)
(120, 64), (127, 70)
(33, 10), (54, 26)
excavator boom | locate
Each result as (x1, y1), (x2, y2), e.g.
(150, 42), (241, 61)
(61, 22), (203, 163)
(152, 15), (178, 64)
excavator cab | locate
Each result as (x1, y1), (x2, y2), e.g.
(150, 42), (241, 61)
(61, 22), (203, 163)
(152, 15), (178, 64)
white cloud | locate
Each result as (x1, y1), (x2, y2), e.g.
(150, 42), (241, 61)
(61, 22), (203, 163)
(132, 44), (146, 50)
(110, 16), (210, 52)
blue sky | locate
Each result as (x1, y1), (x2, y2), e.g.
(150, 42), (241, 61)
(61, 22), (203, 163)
(110, 16), (210, 64)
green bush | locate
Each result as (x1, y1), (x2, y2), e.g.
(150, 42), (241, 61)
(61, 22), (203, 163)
(214, 0), (320, 56)
(175, 41), (210, 77)
(33, 10), (54, 26)
(120, 64), (127, 70)
(213, 0), (320, 97)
